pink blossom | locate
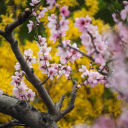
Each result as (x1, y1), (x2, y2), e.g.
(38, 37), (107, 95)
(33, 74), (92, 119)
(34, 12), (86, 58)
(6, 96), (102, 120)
(36, 8), (47, 22)
(12, 81), (28, 98)
(27, 20), (34, 33)
(49, 30), (60, 43)
(36, 36), (46, 46)
(24, 49), (36, 67)
(120, 6), (128, 21)
(60, 6), (70, 17)
(12, 87), (20, 98)
(96, 42), (106, 53)
(10, 76), (21, 86)
(18, 82), (28, 92)
(39, 61), (49, 74)
(112, 13), (119, 22)
(85, 44), (95, 55)
(47, 15), (57, 32)
(95, 55), (106, 66)
(92, 115), (115, 128)
(46, 0), (55, 9)
(88, 71), (101, 87)
(32, 9), (37, 16)
(15, 71), (25, 80)
(39, 55), (51, 65)
(14, 62), (21, 70)
(94, 36), (107, 54)
(80, 33), (91, 46)
(56, 39), (71, 59)
(79, 65), (89, 78)
(74, 15), (91, 32)
(26, 56), (36, 68)
(87, 24), (98, 37)
(26, 89), (35, 101)
(39, 43), (52, 55)
(65, 74), (71, 80)
(57, 70), (65, 79)
(117, 94), (127, 100)
(69, 43), (82, 63)
(60, 17), (69, 32)
(117, 22), (128, 44)
(30, 0), (40, 6)
(77, 85), (81, 89)
(79, 65), (87, 72)
(60, 56), (70, 64)
(123, 1), (128, 5)
(105, 83), (111, 88)
(48, 14), (57, 20)
(117, 109), (128, 128)
(0, 89), (3, 95)
(48, 67), (57, 80)
(62, 65), (71, 75)
(24, 49), (33, 57)
(74, 17), (86, 32)
(85, 15), (92, 23)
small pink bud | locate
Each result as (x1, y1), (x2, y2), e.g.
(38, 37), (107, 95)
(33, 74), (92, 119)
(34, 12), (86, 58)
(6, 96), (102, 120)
(77, 85), (81, 89)
(55, 4), (59, 8)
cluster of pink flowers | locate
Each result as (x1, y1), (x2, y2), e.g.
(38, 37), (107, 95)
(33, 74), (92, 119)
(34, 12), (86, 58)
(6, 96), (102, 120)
(27, 0), (48, 33)
(112, 2), (128, 50)
(9, 48), (36, 101)
(74, 15), (110, 66)
(10, 63), (35, 101)
(47, 6), (70, 43)
(30, 0), (40, 6)
(105, 2), (128, 99)
(117, 94), (128, 100)
(24, 49), (36, 68)
(35, 35), (72, 80)
(78, 65), (106, 88)
(46, 0), (56, 9)
(56, 39), (82, 64)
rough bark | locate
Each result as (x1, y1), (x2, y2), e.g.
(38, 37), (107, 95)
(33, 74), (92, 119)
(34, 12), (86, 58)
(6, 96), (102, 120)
(0, 95), (59, 128)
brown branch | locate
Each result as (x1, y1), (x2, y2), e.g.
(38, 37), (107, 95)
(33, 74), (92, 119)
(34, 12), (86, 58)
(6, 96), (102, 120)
(39, 76), (50, 86)
(0, 95), (60, 128)
(5, 8), (31, 34)
(61, 80), (77, 118)
(0, 119), (27, 128)
(55, 94), (65, 109)
(0, 29), (5, 38)
(98, 70), (108, 76)
(0, 8), (56, 114)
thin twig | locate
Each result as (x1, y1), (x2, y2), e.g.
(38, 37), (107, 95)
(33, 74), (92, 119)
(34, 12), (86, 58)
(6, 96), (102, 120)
(61, 80), (77, 117)
(55, 94), (65, 109)
(35, 0), (44, 12)
(39, 77), (50, 86)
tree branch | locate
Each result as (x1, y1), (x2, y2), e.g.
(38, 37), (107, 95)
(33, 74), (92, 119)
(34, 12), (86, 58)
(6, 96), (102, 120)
(61, 80), (77, 118)
(0, 8), (56, 114)
(0, 95), (59, 128)
(39, 77), (50, 86)
(0, 29), (5, 38)
(0, 119), (27, 128)
(55, 94), (65, 109)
